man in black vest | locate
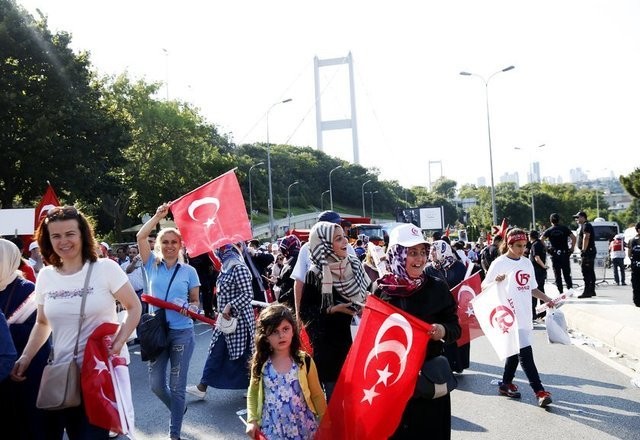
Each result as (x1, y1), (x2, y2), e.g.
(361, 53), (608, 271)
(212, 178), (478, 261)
(574, 211), (597, 298)
(628, 222), (640, 307)
(542, 213), (576, 293)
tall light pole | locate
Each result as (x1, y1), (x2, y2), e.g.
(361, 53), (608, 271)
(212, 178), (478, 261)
(460, 65), (515, 225)
(248, 161), (264, 231)
(514, 143), (545, 229)
(321, 190), (330, 211)
(596, 187), (600, 218)
(266, 98), (293, 238)
(162, 48), (169, 100)
(361, 179), (372, 217)
(287, 181), (299, 231)
(329, 165), (342, 211)
(366, 191), (379, 220)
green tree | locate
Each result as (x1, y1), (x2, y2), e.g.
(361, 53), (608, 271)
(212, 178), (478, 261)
(0, 1), (128, 209)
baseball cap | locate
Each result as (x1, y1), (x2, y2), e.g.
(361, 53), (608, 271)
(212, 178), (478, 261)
(29, 241), (39, 251)
(100, 242), (110, 251)
(317, 210), (342, 224)
(573, 211), (587, 219)
(388, 224), (428, 248)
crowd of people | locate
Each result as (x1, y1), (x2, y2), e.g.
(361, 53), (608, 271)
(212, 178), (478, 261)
(2, 204), (639, 440)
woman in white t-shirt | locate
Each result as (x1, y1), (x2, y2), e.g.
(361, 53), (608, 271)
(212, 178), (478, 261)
(482, 228), (555, 408)
(11, 205), (141, 440)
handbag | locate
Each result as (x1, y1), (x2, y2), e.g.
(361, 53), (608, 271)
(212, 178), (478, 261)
(138, 264), (179, 361)
(413, 355), (458, 400)
(215, 314), (238, 334)
(36, 263), (93, 410)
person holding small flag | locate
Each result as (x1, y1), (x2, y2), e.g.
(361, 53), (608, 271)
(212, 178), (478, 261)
(374, 224), (461, 439)
(482, 228), (555, 408)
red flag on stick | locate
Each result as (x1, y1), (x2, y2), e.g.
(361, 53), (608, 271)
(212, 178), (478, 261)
(34, 182), (60, 229)
(170, 170), (252, 257)
(450, 271), (483, 346)
(316, 296), (432, 440)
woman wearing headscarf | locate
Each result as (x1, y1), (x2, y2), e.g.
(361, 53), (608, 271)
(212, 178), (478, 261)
(299, 221), (371, 400)
(425, 240), (470, 373)
(187, 242), (256, 399)
(374, 224), (460, 439)
(0, 239), (52, 439)
(275, 235), (301, 310)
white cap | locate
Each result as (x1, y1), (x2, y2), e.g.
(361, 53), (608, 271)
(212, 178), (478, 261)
(388, 224), (428, 248)
(100, 242), (110, 251)
(29, 241), (39, 251)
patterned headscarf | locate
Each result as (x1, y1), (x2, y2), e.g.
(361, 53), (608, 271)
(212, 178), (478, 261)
(429, 240), (457, 270)
(308, 221), (370, 309)
(377, 243), (426, 296)
(279, 235), (301, 258)
(0, 239), (22, 291)
(215, 243), (244, 273)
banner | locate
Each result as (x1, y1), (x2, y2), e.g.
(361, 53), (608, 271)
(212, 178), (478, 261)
(450, 271), (483, 347)
(170, 170), (252, 258)
(470, 281), (519, 360)
(316, 296), (432, 440)
(34, 183), (60, 229)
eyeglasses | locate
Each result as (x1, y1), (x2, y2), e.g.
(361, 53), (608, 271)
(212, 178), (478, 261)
(45, 206), (79, 223)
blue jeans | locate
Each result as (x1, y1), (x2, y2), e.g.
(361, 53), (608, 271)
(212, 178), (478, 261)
(148, 327), (195, 439)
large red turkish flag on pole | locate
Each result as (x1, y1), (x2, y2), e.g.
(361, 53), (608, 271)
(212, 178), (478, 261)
(34, 182), (60, 229)
(450, 271), (483, 347)
(170, 170), (252, 257)
(316, 296), (432, 440)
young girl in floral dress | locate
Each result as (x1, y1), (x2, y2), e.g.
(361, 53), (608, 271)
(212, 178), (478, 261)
(246, 304), (326, 440)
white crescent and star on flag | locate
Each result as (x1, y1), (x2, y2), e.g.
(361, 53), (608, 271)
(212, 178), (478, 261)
(188, 197), (220, 227)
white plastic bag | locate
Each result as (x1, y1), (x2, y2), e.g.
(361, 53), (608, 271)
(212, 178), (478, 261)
(546, 309), (571, 345)
(350, 315), (361, 342)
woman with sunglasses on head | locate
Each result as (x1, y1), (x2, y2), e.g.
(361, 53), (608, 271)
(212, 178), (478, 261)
(137, 203), (201, 440)
(11, 206), (141, 440)
(187, 241), (256, 400)
(482, 228), (555, 408)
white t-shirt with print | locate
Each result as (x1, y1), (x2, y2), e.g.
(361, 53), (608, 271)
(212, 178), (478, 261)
(482, 254), (537, 347)
(36, 258), (129, 366)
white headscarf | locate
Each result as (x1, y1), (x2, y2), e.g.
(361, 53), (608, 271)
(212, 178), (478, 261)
(0, 239), (22, 291)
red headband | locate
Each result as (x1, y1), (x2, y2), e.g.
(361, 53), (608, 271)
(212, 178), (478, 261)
(507, 232), (527, 245)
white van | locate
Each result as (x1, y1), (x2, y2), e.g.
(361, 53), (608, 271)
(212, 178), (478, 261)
(573, 217), (620, 265)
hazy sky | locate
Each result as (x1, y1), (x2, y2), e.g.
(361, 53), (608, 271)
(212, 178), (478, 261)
(18, 0), (640, 188)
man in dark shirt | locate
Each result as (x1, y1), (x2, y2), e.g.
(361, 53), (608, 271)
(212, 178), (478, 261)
(627, 222), (640, 307)
(542, 213), (576, 293)
(574, 211), (597, 298)
(529, 230), (547, 319)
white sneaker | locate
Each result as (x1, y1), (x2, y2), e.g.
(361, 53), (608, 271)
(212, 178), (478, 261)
(186, 384), (206, 400)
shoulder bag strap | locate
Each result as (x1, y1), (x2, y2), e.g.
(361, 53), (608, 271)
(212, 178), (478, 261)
(72, 262), (94, 359)
(163, 264), (180, 302)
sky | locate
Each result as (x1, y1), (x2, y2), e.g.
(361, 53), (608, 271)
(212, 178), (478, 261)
(17, 0), (640, 189)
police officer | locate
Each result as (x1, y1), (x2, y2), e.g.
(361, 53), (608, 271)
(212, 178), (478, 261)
(628, 222), (640, 307)
(574, 211), (597, 298)
(542, 213), (576, 293)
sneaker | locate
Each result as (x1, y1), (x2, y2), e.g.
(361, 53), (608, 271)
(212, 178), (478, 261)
(186, 384), (206, 400)
(498, 381), (521, 398)
(536, 390), (552, 407)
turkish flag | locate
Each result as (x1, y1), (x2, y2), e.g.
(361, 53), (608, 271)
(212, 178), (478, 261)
(450, 271), (483, 347)
(170, 170), (252, 258)
(82, 323), (135, 434)
(316, 296), (432, 440)
(470, 281), (520, 360)
(34, 183), (60, 229)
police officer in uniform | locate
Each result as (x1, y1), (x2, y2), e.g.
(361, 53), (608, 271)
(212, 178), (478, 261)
(574, 211), (597, 298)
(542, 213), (576, 293)
(628, 222), (640, 307)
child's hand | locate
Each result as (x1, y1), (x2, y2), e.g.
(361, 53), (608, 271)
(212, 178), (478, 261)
(495, 274), (506, 282)
(246, 422), (259, 439)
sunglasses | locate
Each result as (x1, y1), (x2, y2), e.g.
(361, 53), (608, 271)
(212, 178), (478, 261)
(45, 206), (79, 223)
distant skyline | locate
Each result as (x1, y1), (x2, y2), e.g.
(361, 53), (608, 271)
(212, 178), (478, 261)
(17, 0), (640, 188)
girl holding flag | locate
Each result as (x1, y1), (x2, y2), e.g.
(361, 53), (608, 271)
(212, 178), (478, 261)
(482, 228), (555, 408)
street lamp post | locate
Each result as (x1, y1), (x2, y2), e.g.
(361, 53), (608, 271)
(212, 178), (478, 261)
(248, 161), (264, 231)
(366, 190), (379, 220)
(329, 165), (342, 211)
(460, 65), (515, 225)
(514, 144), (545, 229)
(266, 98), (293, 238)
(287, 181), (299, 231)
(361, 179), (372, 217)
(321, 190), (330, 211)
